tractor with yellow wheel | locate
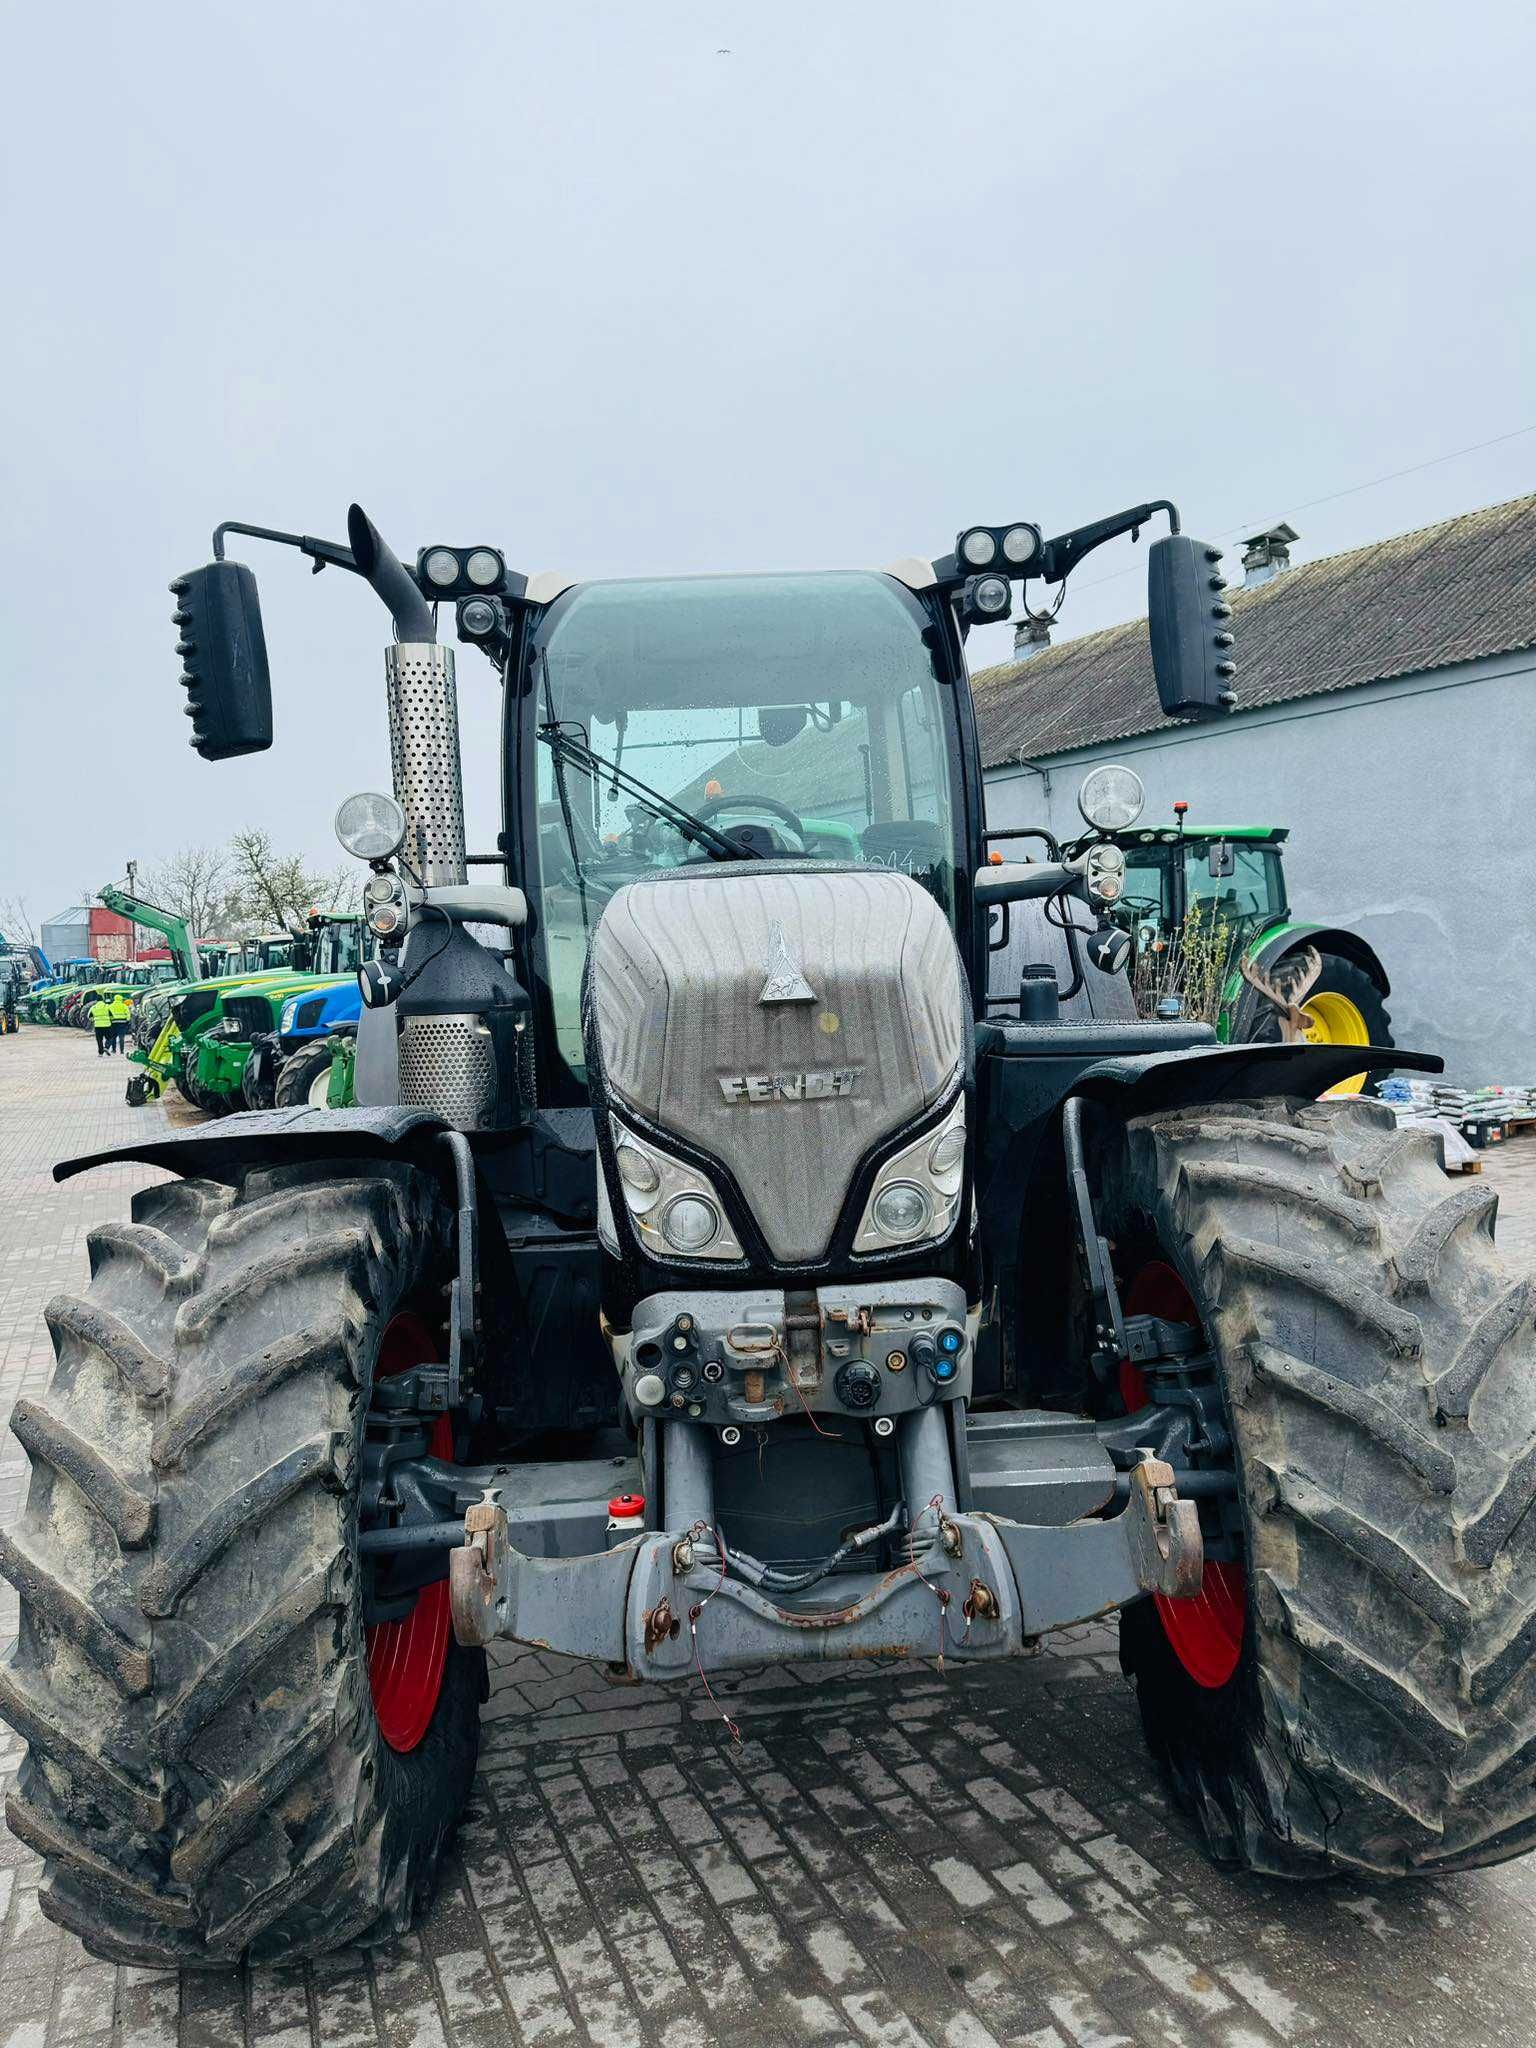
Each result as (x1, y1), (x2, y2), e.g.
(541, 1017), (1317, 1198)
(1082, 795), (1391, 1093)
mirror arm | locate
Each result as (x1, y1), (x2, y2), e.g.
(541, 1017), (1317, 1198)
(211, 519), (360, 578)
(1035, 499), (1181, 586)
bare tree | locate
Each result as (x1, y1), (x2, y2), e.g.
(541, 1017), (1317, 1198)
(141, 846), (235, 943)
(224, 830), (358, 932)
(0, 895), (38, 948)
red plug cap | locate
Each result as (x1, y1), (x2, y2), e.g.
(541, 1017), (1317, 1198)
(608, 1492), (646, 1518)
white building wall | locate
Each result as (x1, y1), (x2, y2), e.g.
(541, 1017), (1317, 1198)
(983, 647), (1536, 1086)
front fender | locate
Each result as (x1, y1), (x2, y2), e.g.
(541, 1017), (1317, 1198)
(54, 1104), (452, 1185)
(1069, 1037), (1436, 1117)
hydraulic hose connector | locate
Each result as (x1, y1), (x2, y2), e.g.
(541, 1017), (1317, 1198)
(384, 643), (467, 889)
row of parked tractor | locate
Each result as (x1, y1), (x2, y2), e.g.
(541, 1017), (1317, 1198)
(14, 884), (362, 1112)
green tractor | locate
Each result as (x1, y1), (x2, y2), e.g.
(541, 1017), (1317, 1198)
(1072, 785), (1392, 1092)
(189, 911), (368, 1112)
(7, 497), (1536, 1975)
(128, 918), (363, 1113)
(22, 960), (109, 1024)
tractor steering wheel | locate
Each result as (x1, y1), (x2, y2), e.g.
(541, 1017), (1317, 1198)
(692, 793), (809, 855)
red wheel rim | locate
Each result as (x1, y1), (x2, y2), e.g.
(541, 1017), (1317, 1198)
(1124, 1261), (1245, 1691)
(365, 1311), (454, 1752)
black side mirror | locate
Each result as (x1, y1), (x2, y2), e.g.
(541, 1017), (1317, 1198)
(1207, 841), (1235, 878)
(169, 561), (272, 759)
(1147, 535), (1238, 721)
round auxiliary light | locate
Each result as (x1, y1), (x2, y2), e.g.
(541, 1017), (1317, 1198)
(927, 1126), (966, 1178)
(422, 548), (461, 589)
(960, 528), (997, 567)
(616, 1144), (660, 1196)
(1077, 763), (1146, 832)
(364, 872), (398, 904)
(872, 1180), (933, 1242)
(460, 597), (499, 637)
(661, 1193), (721, 1252)
(368, 902), (403, 936)
(1002, 524), (1038, 565)
(335, 790), (407, 861)
(464, 548), (502, 588)
(972, 574), (1011, 615)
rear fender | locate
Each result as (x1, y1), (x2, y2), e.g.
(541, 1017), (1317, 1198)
(1249, 922), (1391, 997)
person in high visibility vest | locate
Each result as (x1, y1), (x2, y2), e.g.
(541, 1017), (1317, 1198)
(88, 994), (113, 1056)
(108, 991), (133, 1055)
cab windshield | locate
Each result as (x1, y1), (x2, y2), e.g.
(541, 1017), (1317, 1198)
(530, 570), (958, 1084)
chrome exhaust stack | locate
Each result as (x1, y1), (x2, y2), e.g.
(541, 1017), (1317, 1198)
(347, 504), (467, 891)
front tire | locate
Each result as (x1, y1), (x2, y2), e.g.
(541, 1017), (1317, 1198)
(275, 1041), (339, 1111)
(1109, 1094), (1536, 1878)
(0, 1159), (484, 1964)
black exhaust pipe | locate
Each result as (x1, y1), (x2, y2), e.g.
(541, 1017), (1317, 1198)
(347, 503), (436, 643)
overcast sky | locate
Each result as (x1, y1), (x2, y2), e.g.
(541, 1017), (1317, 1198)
(3, 0), (1532, 924)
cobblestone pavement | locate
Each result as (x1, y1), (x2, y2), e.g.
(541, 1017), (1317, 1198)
(6, 1025), (1536, 2048)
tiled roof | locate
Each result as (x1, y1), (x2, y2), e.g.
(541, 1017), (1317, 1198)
(971, 492), (1536, 769)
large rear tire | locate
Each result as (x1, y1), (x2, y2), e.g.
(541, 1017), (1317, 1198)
(1109, 1093), (1536, 1877)
(0, 1159), (484, 1965)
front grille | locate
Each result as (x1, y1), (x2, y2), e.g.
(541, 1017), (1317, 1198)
(172, 989), (217, 1030)
(398, 1012), (496, 1130)
(222, 996), (275, 1040)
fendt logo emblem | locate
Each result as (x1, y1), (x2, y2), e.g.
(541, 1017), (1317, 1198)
(719, 1069), (863, 1105)
(758, 920), (817, 1005)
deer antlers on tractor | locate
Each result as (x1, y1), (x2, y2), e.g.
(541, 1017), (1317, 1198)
(1238, 942), (1321, 1040)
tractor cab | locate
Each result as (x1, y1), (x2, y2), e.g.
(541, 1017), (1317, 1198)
(524, 569), (966, 1094)
(289, 910), (367, 978)
(1088, 821), (1290, 954)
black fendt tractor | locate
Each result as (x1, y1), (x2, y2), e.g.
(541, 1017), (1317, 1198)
(6, 500), (1535, 1968)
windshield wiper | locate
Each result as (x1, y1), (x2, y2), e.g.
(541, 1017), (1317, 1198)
(537, 724), (763, 863)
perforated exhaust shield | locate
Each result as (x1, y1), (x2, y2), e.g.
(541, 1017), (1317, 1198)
(398, 1011), (497, 1129)
(384, 643), (467, 888)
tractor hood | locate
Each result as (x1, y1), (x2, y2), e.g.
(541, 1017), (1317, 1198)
(587, 864), (967, 1265)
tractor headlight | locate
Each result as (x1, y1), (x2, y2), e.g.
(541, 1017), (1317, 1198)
(608, 1118), (744, 1263)
(870, 1182), (932, 1242)
(959, 527), (998, 567)
(280, 997), (299, 1033)
(661, 1193), (722, 1252)
(854, 1096), (966, 1255)
(422, 548), (461, 589)
(1077, 764), (1145, 832)
(1002, 523), (1040, 565)
(335, 791), (407, 862)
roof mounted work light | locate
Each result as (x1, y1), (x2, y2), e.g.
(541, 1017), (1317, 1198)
(956, 523), (1042, 575)
(415, 545), (508, 599)
(958, 572), (1013, 627)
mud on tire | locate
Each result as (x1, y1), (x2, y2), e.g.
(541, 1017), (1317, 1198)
(0, 1159), (484, 1965)
(1108, 1093), (1536, 1877)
